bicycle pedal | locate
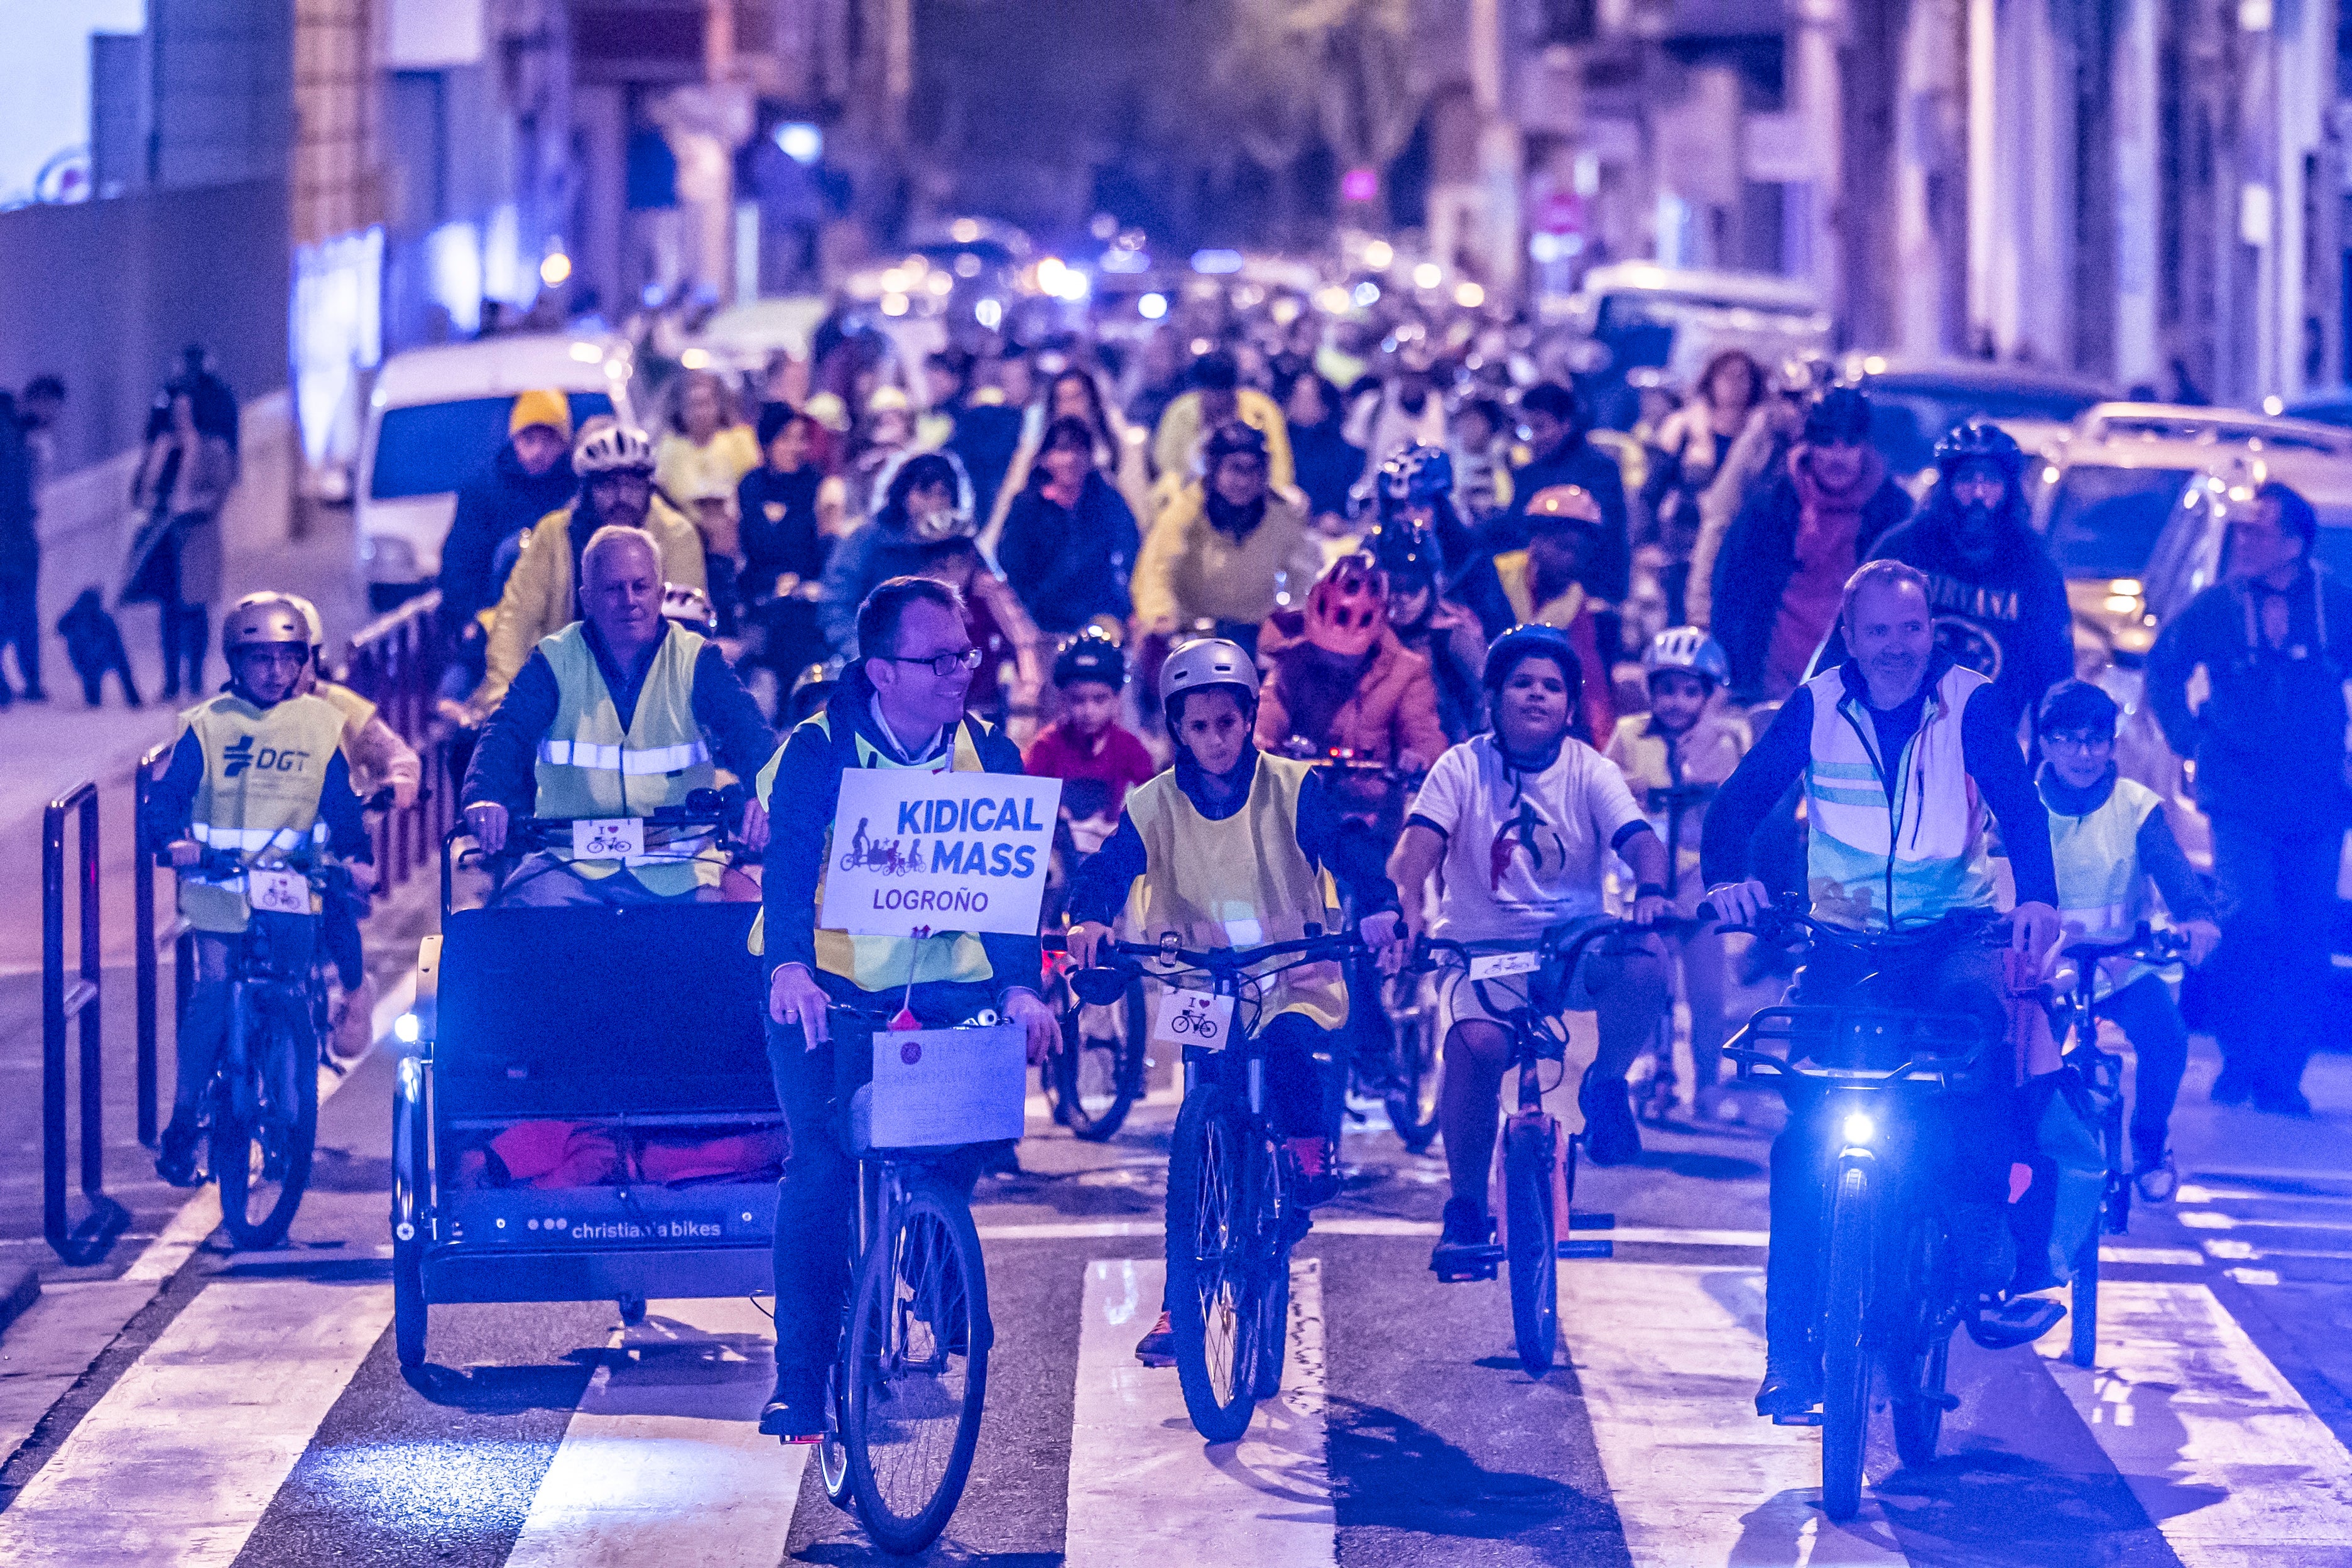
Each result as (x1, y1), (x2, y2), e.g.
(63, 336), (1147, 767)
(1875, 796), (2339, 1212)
(1567, 1212), (1616, 1231)
(1432, 1243), (1503, 1283)
(1770, 1410), (1824, 1427)
(1557, 1239), (1614, 1260)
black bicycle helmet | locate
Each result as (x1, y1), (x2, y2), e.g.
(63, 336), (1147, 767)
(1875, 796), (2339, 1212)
(1802, 386), (1874, 445)
(1370, 520), (1444, 593)
(1932, 418), (2027, 478)
(1482, 623), (1584, 709)
(1052, 628), (1127, 690)
(1202, 419), (1270, 469)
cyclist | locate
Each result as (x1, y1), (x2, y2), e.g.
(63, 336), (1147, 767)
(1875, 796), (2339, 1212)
(1701, 559), (2064, 1420)
(1603, 628), (1750, 1119)
(1390, 624), (1673, 1275)
(1130, 422), (1325, 659)
(1254, 551), (1447, 790)
(1023, 629), (1157, 859)
(460, 525), (775, 905)
(1065, 636), (1405, 1364)
(2035, 679), (2220, 1202)
(141, 596), (373, 1185)
(1452, 484), (1616, 741)
(756, 576), (1059, 1440)
(1370, 442), (1478, 572)
(1372, 519), (1486, 743)
(228, 591), (422, 1062)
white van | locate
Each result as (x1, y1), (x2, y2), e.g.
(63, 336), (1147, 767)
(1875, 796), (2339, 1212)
(357, 334), (638, 611)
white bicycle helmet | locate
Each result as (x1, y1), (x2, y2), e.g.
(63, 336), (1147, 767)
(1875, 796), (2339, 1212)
(231, 589), (325, 650)
(571, 415), (656, 477)
(1642, 626), (1729, 689)
(1158, 634), (1259, 718)
(660, 582), (717, 635)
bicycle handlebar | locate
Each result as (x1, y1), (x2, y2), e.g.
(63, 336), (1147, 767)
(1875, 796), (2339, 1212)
(2061, 920), (2191, 966)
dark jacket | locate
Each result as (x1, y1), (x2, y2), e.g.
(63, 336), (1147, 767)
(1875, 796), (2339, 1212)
(995, 471), (1138, 633)
(1823, 490), (2074, 731)
(2147, 565), (2352, 828)
(440, 444), (579, 628)
(1710, 469), (1912, 698)
(947, 403), (1025, 526)
(0, 392), (35, 583)
(735, 464), (828, 592)
(1489, 438), (1633, 601)
(1288, 417), (1365, 520)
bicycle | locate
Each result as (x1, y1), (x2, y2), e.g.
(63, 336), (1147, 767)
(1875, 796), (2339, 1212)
(1412, 923), (1632, 1376)
(1629, 781), (1719, 1128)
(2044, 922), (2191, 1369)
(444, 787), (756, 908)
(808, 999), (1014, 1556)
(1070, 929), (1365, 1442)
(1038, 940), (1150, 1141)
(1718, 899), (2013, 1522)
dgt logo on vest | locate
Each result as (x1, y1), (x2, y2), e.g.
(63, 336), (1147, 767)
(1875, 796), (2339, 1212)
(221, 735), (312, 778)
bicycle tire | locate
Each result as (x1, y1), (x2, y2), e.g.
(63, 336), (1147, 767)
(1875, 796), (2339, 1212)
(843, 1175), (991, 1555)
(1890, 1324), (1951, 1469)
(393, 1241), (428, 1368)
(1167, 1082), (1270, 1443)
(1503, 1116), (1561, 1376)
(819, 1360), (854, 1510)
(1380, 973), (1442, 1155)
(215, 997), (318, 1250)
(1251, 1243), (1293, 1402)
(1821, 1162), (1875, 1521)
(1052, 980), (1146, 1143)
(2070, 1223), (2100, 1369)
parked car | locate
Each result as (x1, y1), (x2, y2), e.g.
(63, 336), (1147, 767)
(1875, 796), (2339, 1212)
(1838, 354), (2108, 491)
(1542, 263), (1831, 428)
(357, 334), (636, 611)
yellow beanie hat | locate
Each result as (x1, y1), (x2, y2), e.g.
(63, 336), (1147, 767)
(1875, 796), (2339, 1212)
(509, 388), (572, 441)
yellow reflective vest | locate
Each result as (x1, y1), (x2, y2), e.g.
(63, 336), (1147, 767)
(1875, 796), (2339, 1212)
(177, 692), (350, 934)
(533, 623), (719, 895)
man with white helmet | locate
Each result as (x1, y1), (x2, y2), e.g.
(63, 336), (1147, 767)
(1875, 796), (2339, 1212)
(1066, 635), (1405, 1365)
(475, 416), (707, 710)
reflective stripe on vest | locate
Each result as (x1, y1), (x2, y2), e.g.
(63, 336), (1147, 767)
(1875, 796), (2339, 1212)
(533, 623), (718, 894)
(1801, 664), (1995, 931)
(1122, 753), (1348, 1032)
(192, 823), (329, 852)
(179, 692), (350, 934)
(2050, 775), (2159, 945)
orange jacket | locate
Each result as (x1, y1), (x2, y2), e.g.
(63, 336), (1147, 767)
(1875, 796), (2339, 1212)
(1253, 611), (1450, 768)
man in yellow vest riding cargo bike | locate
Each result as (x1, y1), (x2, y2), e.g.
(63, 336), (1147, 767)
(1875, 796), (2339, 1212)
(460, 524), (775, 903)
(141, 595), (375, 1185)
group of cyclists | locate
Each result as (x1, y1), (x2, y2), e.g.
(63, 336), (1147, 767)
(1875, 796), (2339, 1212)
(143, 305), (2240, 1462)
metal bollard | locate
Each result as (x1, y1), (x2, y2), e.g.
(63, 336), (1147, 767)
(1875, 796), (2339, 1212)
(134, 740), (187, 1150)
(44, 781), (128, 1263)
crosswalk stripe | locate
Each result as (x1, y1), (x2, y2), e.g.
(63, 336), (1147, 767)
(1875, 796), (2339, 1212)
(503, 1297), (804, 1567)
(0, 1280), (391, 1566)
(1065, 1256), (1331, 1567)
(2037, 1280), (2352, 1561)
(1559, 1263), (1907, 1566)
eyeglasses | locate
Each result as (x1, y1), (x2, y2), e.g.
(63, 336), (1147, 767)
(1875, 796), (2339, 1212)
(2042, 731), (2109, 751)
(888, 647), (983, 678)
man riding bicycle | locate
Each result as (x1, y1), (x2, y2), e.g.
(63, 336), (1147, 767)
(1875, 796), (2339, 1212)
(141, 596), (373, 1185)
(1701, 559), (2064, 1419)
(756, 576), (1059, 1440)
(1065, 636), (1405, 1363)
(1387, 624), (1674, 1275)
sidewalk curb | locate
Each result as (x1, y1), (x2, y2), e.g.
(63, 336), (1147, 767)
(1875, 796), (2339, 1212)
(0, 1262), (37, 1336)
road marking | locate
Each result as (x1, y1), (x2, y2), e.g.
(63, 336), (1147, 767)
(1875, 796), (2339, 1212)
(1559, 1263), (1907, 1566)
(504, 1296), (803, 1567)
(2039, 1280), (2352, 1560)
(0, 1279), (391, 1565)
(1065, 1256), (1331, 1567)
(2099, 1246), (2207, 1267)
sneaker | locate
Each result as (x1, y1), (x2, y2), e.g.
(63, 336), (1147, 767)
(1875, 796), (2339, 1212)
(1754, 1351), (1822, 1419)
(1135, 1310), (1175, 1368)
(155, 1122), (203, 1189)
(759, 1366), (827, 1442)
(1284, 1135), (1342, 1207)
(2133, 1150), (2179, 1204)
(1429, 1196), (1497, 1282)
(1578, 1068), (1643, 1167)
(329, 973), (378, 1062)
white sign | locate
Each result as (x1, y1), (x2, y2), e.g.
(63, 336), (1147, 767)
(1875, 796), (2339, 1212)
(866, 1025), (1028, 1148)
(1150, 987), (1234, 1052)
(244, 867), (309, 916)
(822, 770), (1061, 937)
(572, 818), (645, 860)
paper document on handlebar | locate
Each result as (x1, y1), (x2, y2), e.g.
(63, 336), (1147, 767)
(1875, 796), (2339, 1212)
(866, 1025), (1028, 1148)
(1468, 950), (1542, 981)
(823, 770), (1062, 937)
(1150, 988), (1234, 1052)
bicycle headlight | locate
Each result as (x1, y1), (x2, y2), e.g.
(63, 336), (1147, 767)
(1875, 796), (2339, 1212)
(1841, 1111), (1876, 1145)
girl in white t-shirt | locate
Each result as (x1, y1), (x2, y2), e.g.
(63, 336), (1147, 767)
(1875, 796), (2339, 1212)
(1388, 624), (1672, 1272)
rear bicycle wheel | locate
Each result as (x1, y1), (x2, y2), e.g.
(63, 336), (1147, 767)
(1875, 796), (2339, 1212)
(215, 999), (317, 1250)
(842, 1175), (991, 1555)
(2070, 1222), (2101, 1369)
(1052, 981), (1145, 1142)
(1820, 1163), (1876, 1522)
(1167, 1082), (1271, 1442)
(1502, 1115), (1561, 1376)
(1891, 1326), (1952, 1469)
(1380, 972), (1442, 1155)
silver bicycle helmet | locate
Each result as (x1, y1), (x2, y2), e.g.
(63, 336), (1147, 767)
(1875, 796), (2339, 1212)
(1158, 635), (1259, 718)
(1642, 626), (1730, 689)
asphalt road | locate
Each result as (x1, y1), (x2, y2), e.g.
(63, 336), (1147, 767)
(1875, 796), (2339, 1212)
(3, 1013), (2350, 1567)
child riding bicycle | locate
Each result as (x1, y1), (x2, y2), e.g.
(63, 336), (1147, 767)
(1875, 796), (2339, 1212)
(1386, 623), (1674, 1278)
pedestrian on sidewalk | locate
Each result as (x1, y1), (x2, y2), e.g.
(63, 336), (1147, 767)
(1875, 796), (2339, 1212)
(0, 376), (61, 704)
(127, 388), (234, 700)
(2146, 480), (2352, 1118)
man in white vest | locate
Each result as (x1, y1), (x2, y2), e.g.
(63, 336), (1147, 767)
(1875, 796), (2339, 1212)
(1702, 560), (2064, 1420)
(460, 525), (773, 903)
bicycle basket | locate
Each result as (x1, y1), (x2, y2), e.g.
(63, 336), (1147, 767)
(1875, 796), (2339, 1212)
(854, 1024), (1027, 1152)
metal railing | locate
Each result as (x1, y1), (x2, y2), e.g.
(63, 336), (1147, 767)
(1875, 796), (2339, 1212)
(339, 591), (455, 891)
(134, 739), (190, 1152)
(43, 781), (129, 1263)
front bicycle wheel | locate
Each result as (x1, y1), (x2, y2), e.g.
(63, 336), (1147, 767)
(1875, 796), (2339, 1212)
(1820, 1162), (1876, 1521)
(842, 1174), (991, 1556)
(2070, 1222), (2101, 1369)
(1502, 1114), (1561, 1376)
(214, 1001), (318, 1250)
(1167, 1082), (1274, 1443)
(1380, 972), (1442, 1155)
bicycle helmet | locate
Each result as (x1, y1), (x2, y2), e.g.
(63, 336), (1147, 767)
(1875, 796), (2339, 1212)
(1523, 483), (1604, 533)
(1202, 419), (1270, 471)
(1370, 520), (1443, 594)
(1303, 552), (1390, 657)
(1642, 626), (1729, 690)
(1158, 634), (1259, 722)
(571, 416), (656, 477)
(1483, 623), (1583, 708)
(1052, 627), (1128, 690)
(1802, 386), (1873, 446)
(787, 660), (841, 725)
(660, 582), (718, 635)
(1932, 418), (2026, 479)
(232, 589), (325, 650)
(1375, 442), (1454, 514)
(221, 595), (312, 654)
